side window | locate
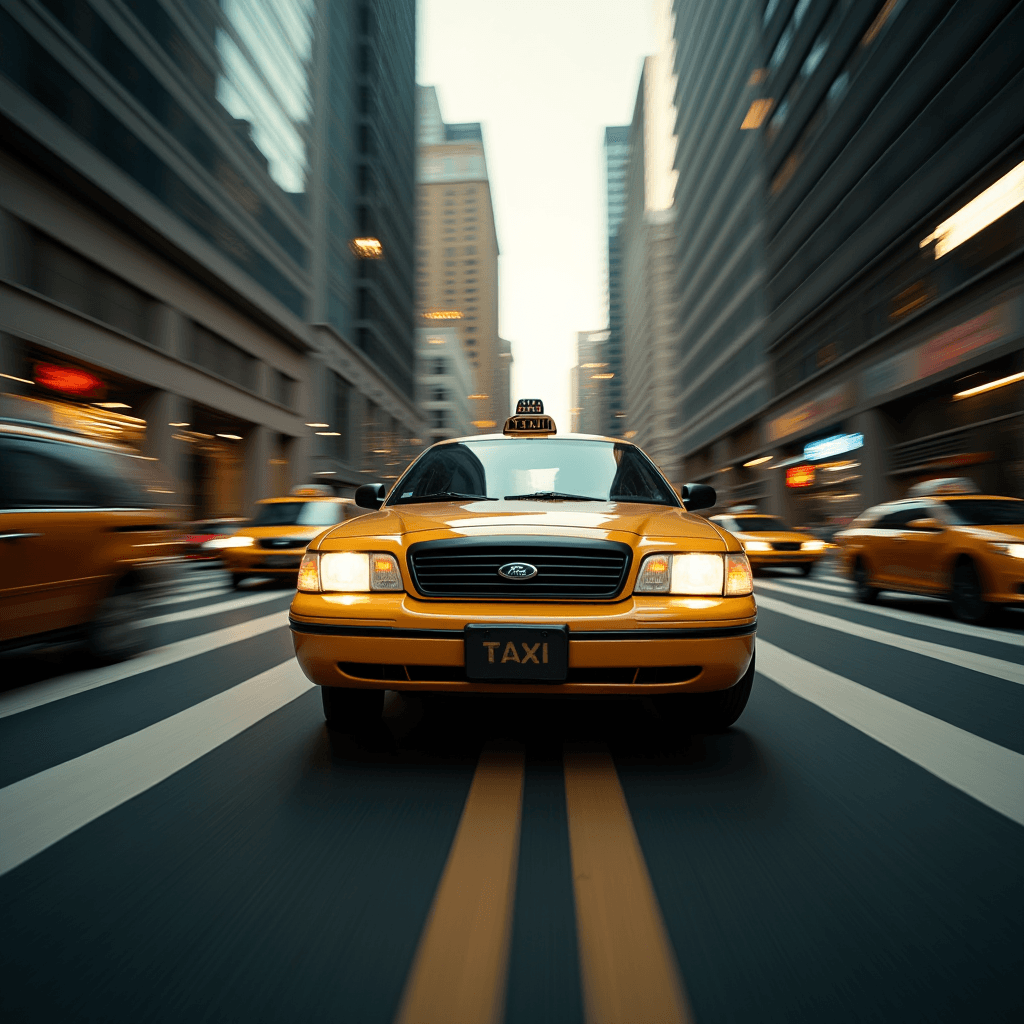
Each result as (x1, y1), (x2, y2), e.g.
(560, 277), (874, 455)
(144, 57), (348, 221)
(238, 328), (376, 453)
(877, 504), (925, 530)
(0, 441), (98, 508)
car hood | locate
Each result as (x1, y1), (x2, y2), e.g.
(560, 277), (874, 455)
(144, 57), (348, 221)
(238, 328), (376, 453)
(315, 500), (730, 548)
(970, 525), (1024, 543)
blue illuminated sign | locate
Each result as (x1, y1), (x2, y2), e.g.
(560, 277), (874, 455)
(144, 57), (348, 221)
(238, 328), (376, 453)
(803, 432), (864, 462)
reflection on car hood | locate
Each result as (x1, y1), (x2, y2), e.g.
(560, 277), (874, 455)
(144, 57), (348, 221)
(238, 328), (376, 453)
(314, 500), (729, 546)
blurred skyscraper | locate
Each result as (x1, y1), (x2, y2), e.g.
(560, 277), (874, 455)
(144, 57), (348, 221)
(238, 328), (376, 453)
(621, 0), (679, 474)
(0, 0), (420, 512)
(416, 325), (473, 444)
(603, 125), (630, 435)
(415, 86), (505, 429)
(571, 329), (612, 434)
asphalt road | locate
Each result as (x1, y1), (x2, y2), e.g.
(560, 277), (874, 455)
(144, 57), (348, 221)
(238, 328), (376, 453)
(1, 562), (1021, 1023)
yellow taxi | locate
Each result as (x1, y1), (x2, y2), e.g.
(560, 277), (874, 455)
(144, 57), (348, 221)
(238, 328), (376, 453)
(289, 401), (757, 735)
(835, 478), (1024, 623)
(0, 398), (178, 661)
(212, 485), (367, 588)
(709, 509), (827, 576)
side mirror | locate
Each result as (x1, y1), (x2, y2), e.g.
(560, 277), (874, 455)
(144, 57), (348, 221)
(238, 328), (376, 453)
(354, 483), (387, 510)
(681, 483), (716, 512)
(906, 517), (943, 532)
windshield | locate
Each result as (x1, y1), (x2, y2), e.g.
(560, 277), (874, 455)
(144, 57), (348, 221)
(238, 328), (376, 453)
(387, 439), (679, 506)
(942, 499), (1024, 526)
(733, 516), (790, 532)
(251, 501), (341, 527)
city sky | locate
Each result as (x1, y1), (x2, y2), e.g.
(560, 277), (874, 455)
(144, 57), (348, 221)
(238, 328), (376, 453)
(417, 0), (657, 427)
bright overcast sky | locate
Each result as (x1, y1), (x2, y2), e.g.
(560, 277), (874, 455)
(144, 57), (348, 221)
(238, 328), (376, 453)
(417, 0), (656, 426)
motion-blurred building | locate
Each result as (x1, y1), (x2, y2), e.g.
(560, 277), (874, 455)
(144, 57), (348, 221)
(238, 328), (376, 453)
(668, 0), (770, 502)
(0, 0), (420, 515)
(416, 325), (473, 444)
(603, 125), (630, 436)
(415, 86), (505, 430)
(621, 12), (678, 473)
(495, 337), (514, 419)
(571, 329), (612, 434)
(671, 0), (1023, 523)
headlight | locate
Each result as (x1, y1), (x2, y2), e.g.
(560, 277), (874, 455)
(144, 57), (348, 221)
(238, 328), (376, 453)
(203, 535), (254, 549)
(297, 551), (404, 593)
(634, 552), (752, 596)
(801, 539), (826, 552)
(989, 542), (1024, 558)
(743, 540), (771, 552)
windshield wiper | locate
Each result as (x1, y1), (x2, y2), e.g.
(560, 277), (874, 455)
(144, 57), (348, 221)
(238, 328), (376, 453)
(392, 491), (496, 503)
(503, 491), (603, 501)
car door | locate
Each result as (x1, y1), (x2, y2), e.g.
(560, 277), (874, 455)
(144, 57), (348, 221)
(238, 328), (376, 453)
(0, 438), (105, 642)
(869, 504), (921, 588)
(884, 502), (936, 592)
(897, 501), (951, 593)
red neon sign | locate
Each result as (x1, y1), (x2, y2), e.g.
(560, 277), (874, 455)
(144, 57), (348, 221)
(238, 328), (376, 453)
(786, 465), (815, 488)
(34, 363), (104, 398)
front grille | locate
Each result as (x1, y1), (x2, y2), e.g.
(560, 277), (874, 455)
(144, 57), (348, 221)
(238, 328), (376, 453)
(258, 537), (306, 550)
(407, 538), (632, 600)
(771, 541), (801, 552)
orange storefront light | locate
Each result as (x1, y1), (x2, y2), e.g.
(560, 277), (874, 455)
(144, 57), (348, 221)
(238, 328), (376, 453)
(34, 363), (104, 398)
(786, 465), (816, 488)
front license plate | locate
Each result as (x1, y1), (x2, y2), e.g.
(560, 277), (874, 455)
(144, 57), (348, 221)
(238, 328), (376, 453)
(464, 624), (569, 681)
(264, 555), (299, 568)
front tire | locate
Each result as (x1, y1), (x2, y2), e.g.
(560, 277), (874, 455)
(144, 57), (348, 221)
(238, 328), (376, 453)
(951, 559), (990, 624)
(853, 559), (878, 604)
(321, 686), (385, 733)
(655, 654), (755, 733)
(798, 562), (813, 577)
(87, 584), (146, 663)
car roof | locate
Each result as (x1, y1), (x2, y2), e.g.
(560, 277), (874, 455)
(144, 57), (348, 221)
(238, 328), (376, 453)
(0, 418), (139, 456)
(256, 495), (352, 504)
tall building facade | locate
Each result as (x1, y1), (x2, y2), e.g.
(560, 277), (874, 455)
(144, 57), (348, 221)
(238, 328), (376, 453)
(0, 0), (420, 513)
(571, 329), (612, 434)
(415, 86), (504, 429)
(747, 0), (1024, 524)
(416, 325), (472, 444)
(621, 10), (679, 472)
(603, 125), (630, 435)
(669, 0), (769, 495)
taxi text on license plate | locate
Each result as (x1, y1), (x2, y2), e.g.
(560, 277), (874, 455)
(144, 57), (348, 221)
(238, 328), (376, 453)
(464, 624), (568, 681)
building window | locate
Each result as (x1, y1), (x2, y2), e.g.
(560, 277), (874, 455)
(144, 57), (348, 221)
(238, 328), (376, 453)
(188, 322), (258, 391)
(274, 370), (296, 409)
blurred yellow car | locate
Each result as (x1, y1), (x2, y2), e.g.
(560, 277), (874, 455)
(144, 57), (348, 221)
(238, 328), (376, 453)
(709, 511), (827, 576)
(289, 400), (757, 736)
(0, 414), (178, 661)
(213, 486), (367, 588)
(834, 478), (1024, 623)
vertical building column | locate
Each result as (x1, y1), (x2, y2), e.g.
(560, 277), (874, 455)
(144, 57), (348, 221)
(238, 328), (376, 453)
(851, 408), (896, 509)
(243, 424), (273, 513)
(140, 390), (189, 510)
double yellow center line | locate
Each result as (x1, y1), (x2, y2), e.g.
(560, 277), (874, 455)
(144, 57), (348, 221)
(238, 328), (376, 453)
(396, 741), (693, 1024)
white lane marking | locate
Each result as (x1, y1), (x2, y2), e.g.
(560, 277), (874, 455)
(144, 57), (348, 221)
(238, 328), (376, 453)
(755, 594), (1024, 685)
(138, 590), (290, 627)
(149, 586), (230, 608)
(783, 577), (853, 594)
(758, 580), (1024, 649)
(0, 610), (290, 719)
(165, 575), (229, 594)
(757, 640), (1024, 827)
(0, 660), (312, 877)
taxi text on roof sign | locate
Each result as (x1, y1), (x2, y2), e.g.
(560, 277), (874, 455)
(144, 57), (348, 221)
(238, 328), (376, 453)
(505, 400), (556, 436)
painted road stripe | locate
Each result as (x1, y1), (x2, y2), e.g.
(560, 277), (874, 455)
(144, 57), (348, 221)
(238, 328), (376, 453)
(396, 742), (524, 1024)
(756, 593), (1024, 684)
(758, 640), (1024, 826)
(0, 660), (311, 877)
(138, 589), (290, 627)
(0, 610), (290, 719)
(564, 744), (693, 1024)
(149, 585), (231, 608)
(781, 577), (853, 594)
(758, 580), (1024, 649)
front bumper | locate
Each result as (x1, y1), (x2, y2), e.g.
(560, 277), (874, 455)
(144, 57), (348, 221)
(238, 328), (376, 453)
(223, 548), (304, 576)
(289, 592), (756, 695)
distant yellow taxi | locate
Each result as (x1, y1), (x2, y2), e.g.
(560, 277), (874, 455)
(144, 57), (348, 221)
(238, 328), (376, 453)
(709, 510), (827, 576)
(835, 478), (1024, 623)
(289, 401), (757, 735)
(212, 485), (366, 588)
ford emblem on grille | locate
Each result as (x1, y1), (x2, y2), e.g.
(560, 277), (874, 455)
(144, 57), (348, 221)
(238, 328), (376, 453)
(498, 561), (538, 581)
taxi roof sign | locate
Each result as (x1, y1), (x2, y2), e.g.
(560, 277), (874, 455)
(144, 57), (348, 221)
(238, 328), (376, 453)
(907, 477), (980, 497)
(504, 399), (556, 436)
